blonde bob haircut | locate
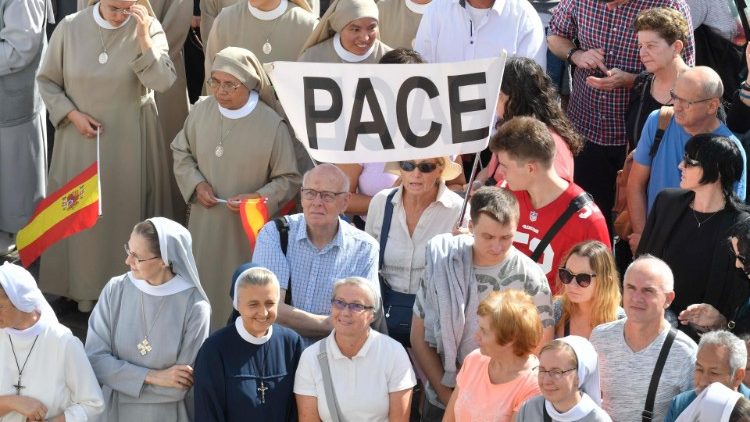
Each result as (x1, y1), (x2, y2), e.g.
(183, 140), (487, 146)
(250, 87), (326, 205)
(556, 241), (622, 333)
(477, 289), (542, 357)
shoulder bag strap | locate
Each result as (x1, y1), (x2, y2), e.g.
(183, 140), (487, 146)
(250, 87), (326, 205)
(734, 0), (750, 42)
(542, 403), (553, 422)
(530, 192), (593, 262)
(274, 217), (292, 306)
(631, 75), (651, 150)
(318, 338), (343, 422)
(564, 319), (571, 337)
(648, 106), (675, 158)
(642, 327), (678, 422)
(378, 189), (399, 280)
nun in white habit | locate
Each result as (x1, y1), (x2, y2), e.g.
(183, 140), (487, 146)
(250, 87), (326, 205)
(0, 262), (103, 422)
(85, 217), (211, 422)
(518, 336), (612, 422)
(676, 382), (744, 422)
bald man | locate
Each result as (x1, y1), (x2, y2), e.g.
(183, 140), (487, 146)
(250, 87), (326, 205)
(590, 255), (698, 421)
(252, 164), (381, 344)
(626, 66), (747, 252)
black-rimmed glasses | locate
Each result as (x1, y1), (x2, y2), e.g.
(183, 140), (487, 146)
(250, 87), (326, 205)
(682, 153), (701, 168)
(669, 89), (716, 108)
(398, 161), (439, 173)
(301, 188), (347, 203)
(558, 268), (595, 288)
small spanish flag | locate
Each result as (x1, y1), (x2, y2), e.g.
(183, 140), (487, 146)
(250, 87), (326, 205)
(239, 198), (269, 250)
(16, 162), (100, 267)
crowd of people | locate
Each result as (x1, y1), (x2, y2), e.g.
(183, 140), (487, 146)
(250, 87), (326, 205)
(4, 0), (750, 420)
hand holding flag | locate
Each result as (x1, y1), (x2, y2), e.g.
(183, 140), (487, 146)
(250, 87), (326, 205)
(239, 197), (269, 250)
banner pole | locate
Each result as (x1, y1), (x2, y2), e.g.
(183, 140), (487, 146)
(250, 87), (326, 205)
(96, 127), (102, 216)
(456, 152), (481, 228)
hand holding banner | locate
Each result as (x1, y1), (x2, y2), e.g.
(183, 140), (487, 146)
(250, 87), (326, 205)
(265, 54), (506, 163)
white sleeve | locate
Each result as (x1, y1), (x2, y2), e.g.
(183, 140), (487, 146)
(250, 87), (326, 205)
(293, 345), (320, 397)
(413, 2), (437, 63)
(0, 0), (47, 76)
(62, 336), (105, 421)
(386, 340), (417, 392)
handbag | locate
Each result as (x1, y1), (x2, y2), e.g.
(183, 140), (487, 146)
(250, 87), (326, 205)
(379, 188), (416, 348)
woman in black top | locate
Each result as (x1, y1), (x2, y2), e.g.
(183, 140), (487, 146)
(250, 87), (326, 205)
(638, 134), (749, 340)
(625, 7), (690, 147)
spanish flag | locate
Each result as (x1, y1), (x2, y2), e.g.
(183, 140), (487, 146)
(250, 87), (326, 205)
(16, 162), (100, 267)
(239, 198), (269, 250)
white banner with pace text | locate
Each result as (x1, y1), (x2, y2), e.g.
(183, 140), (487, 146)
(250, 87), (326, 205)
(265, 54), (506, 163)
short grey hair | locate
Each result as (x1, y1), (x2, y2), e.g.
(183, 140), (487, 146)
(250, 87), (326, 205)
(302, 164), (350, 193)
(625, 254), (674, 292)
(331, 277), (380, 313)
(699, 330), (747, 377)
(236, 267), (279, 291)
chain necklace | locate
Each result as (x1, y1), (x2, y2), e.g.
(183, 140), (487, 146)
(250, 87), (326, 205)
(9, 335), (39, 395)
(691, 206), (722, 228)
(261, 17), (283, 55)
(137, 293), (167, 356)
(96, 26), (116, 64)
(249, 343), (270, 404)
(215, 116), (239, 158)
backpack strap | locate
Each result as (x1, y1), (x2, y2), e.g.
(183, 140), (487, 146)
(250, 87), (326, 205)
(530, 192), (593, 262)
(648, 106), (675, 158)
(641, 327), (678, 421)
(273, 216), (292, 306)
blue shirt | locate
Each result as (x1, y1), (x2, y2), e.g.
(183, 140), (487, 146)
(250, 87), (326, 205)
(664, 383), (750, 422)
(633, 109), (747, 213)
(252, 213), (380, 318)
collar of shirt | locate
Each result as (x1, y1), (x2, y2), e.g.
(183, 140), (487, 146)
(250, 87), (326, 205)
(327, 329), (376, 360)
(248, 0), (289, 20)
(391, 182), (461, 209)
(218, 90), (259, 119)
(455, 0), (505, 18)
(129, 273), (195, 296)
(234, 317), (274, 344)
(296, 216), (346, 251)
(405, 0), (429, 14)
(333, 32), (377, 63)
(93, 2), (131, 29)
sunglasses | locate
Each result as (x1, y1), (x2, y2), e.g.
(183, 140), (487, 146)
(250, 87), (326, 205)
(682, 153), (700, 168)
(398, 161), (439, 173)
(558, 268), (595, 288)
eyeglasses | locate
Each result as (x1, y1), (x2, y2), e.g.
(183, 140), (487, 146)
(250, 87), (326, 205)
(558, 268), (595, 288)
(538, 368), (577, 380)
(331, 298), (374, 313)
(682, 153), (701, 168)
(301, 188), (347, 203)
(102, 3), (132, 14)
(398, 161), (440, 173)
(669, 89), (716, 108)
(206, 78), (243, 92)
(123, 243), (160, 263)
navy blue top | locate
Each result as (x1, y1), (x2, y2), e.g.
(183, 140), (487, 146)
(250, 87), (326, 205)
(194, 323), (304, 422)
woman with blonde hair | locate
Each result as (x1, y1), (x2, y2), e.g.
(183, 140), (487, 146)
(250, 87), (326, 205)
(444, 290), (543, 422)
(555, 241), (625, 339)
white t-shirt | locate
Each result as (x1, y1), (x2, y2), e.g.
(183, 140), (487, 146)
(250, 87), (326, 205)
(294, 330), (417, 422)
(589, 320), (697, 422)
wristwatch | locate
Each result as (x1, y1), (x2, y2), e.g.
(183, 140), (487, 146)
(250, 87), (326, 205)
(566, 47), (581, 65)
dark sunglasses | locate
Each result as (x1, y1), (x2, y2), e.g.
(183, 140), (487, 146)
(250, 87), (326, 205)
(558, 268), (595, 288)
(682, 153), (700, 168)
(398, 161), (439, 173)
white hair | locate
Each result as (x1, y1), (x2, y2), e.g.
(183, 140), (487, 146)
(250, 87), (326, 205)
(699, 331), (747, 377)
(331, 277), (380, 313)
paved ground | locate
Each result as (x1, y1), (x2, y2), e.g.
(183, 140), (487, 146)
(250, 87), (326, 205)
(1, 252), (89, 341)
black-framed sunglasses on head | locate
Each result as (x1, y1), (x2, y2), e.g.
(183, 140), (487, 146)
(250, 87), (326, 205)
(558, 267), (595, 288)
(398, 161), (439, 173)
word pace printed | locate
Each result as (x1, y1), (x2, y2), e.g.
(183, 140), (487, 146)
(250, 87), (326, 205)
(266, 56), (506, 163)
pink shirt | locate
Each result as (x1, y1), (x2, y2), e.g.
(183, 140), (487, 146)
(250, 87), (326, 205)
(454, 350), (541, 422)
(488, 127), (574, 183)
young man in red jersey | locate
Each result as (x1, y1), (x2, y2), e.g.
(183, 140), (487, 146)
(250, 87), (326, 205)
(490, 116), (611, 293)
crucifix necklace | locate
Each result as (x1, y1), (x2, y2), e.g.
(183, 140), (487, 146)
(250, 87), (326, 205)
(138, 293), (167, 356)
(8, 334), (39, 395)
(250, 344), (270, 404)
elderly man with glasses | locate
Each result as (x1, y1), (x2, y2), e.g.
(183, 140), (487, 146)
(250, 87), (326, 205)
(626, 66), (747, 253)
(253, 163), (382, 345)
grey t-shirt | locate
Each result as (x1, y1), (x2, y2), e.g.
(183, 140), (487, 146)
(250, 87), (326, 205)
(517, 396), (612, 422)
(589, 320), (697, 422)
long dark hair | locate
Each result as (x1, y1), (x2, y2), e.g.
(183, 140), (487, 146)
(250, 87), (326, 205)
(500, 57), (583, 156)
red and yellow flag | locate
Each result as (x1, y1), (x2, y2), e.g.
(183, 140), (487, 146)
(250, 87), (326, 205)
(16, 162), (100, 267)
(239, 198), (269, 250)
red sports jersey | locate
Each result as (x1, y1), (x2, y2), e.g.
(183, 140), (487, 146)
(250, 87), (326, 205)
(512, 183), (611, 294)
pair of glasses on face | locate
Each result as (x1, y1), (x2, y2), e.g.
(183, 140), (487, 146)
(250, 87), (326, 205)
(301, 188), (347, 203)
(103, 4), (132, 14)
(558, 268), (595, 288)
(682, 153), (700, 168)
(331, 298), (374, 313)
(398, 161), (440, 173)
(669, 89), (716, 108)
(538, 368), (577, 380)
(206, 78), (243, 92)
(123, 243), (160, 263)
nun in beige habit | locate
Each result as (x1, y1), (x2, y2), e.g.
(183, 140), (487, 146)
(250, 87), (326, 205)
(298, 0), (391, 63)
(204, 0), (317, 80)
(172, 46), (302, 331)
(376, 0), (429, 49)
(36, 0), (176, 313)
